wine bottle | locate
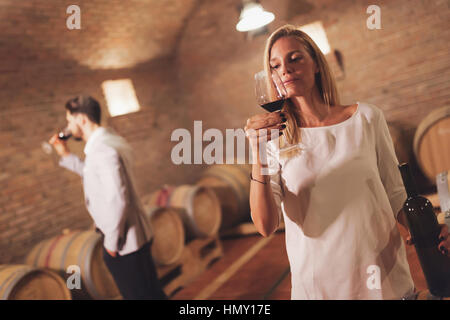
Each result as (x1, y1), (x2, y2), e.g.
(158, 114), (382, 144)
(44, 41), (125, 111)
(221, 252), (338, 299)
(398, 163), (450, 297)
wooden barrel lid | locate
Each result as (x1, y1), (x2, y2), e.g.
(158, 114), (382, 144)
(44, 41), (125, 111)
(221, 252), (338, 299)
(146, 185), (222, 239)
(146, 207), (185, 266)
(413, 106), (450, 183)
(169, 185), (221, 239)
(0, 265), (71, 300)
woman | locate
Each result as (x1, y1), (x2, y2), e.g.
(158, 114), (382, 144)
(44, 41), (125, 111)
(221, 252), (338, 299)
(244, 25), (449, 300)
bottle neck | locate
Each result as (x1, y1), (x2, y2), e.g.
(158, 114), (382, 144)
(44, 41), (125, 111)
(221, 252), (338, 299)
(398, 163), (419, 198)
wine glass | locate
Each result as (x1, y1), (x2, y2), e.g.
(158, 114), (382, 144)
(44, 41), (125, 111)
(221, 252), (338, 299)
(57, 127), (72, 141)
(436, 171), (450, 224)
(254, 70), (287, 112)
(253, 70), (287, 173)
(41, 127), (72, 165)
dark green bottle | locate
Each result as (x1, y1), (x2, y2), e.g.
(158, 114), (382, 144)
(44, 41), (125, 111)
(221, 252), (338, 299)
(398, 163), (450, 297)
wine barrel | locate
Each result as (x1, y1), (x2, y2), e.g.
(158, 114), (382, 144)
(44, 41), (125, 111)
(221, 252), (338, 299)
(24, 230), (120, 300)
(388, 123), (410, 164)
(197, 164), (251, 230)
(0, 265), (71, 300)
(144, 206), (185, 266)
(413, 106), (450, 183)
(147, 185), (221, 240)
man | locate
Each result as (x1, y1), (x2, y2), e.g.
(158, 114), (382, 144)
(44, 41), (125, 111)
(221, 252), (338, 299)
(49, 95), (167, 300)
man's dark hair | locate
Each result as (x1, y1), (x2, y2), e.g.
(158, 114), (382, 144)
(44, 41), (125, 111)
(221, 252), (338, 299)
(65, 95), (101, 125)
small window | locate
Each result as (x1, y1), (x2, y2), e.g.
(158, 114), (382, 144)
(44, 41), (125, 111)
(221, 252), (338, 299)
(101, 79), (141, 117)
(299, 21), (331, 55)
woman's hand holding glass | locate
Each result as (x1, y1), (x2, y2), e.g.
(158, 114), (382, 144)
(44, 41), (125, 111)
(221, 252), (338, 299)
(245, 70), (287, 166)
(245, 112), (286, 162)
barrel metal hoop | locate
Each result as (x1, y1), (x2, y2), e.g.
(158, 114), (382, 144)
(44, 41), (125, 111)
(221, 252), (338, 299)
(186, 185), (201, 236)
(156, 186), (176, 207)
(164, 186), (176, 207)
(44, 234), (66, 268)
(32, 240), (48, 267)
(59, 231), (87, 279)
(156, 188), (168, 207)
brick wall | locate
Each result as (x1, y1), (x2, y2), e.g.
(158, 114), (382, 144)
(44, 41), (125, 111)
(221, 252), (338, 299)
(178, 0), (450, 129)
(0, 1), (200, 264)
(1, 0), (449, 263)
(176, 0), (450, 188)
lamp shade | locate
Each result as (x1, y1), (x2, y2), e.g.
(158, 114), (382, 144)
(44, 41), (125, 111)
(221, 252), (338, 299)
(236, 2), (274, 32)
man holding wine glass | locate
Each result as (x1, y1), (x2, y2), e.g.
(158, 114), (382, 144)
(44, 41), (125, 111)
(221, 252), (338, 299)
(244, 25), (449, 299)
(49, 95), (167, 300)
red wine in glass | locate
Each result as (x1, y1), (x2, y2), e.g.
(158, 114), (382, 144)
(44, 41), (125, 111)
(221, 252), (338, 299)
(255, 70), (287, 112)
(58, 128), (72, 140)
(260, 99), (286, 112)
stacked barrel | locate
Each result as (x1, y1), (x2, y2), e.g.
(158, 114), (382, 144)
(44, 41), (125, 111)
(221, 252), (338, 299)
(388, 106), (450, 198)
(24, 229), (120, 300)
(413, 106), (450, 185)
(136, 163), (252, 297)
(0, 265), (71, 300)
(142, 162), (252, 268)
(197, 163), (252, 231)
(3, 105), (448, 299)
(3, 161), (252, 300)
(142, 161), (250, 266)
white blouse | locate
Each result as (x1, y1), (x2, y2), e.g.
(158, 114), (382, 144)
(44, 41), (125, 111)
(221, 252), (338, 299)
(265, 102), (415, 300)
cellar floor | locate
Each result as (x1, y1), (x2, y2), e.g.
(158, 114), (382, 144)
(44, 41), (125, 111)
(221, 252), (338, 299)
(172, 223), (431, 300)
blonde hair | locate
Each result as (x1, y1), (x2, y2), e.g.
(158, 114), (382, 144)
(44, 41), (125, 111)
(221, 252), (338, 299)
(263, 25), (340, 158)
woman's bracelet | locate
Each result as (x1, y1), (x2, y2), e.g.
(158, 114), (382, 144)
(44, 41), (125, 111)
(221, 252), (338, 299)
(250, 173), (267, 185)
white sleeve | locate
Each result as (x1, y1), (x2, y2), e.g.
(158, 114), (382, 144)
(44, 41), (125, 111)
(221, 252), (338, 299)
(58, 153), (84, 177)
(375, 109), (406, 218)
(266, 141), (284, 223)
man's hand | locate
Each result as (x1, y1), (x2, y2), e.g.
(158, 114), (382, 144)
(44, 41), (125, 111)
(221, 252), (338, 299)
(49, 134), (70, 157)
(106, 248), (117, 258)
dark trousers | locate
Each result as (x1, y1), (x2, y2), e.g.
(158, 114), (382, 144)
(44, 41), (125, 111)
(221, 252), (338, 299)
(102, 241), (168, 300)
